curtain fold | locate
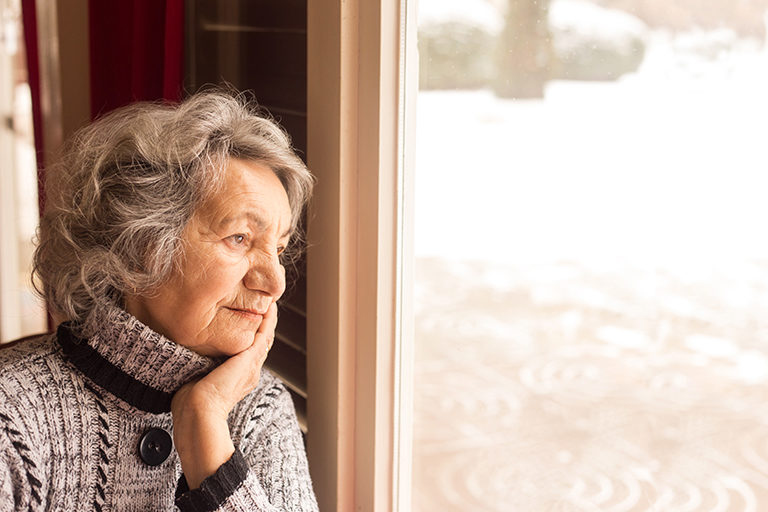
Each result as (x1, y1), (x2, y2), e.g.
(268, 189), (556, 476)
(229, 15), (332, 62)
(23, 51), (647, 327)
(89, 0), (185, 118)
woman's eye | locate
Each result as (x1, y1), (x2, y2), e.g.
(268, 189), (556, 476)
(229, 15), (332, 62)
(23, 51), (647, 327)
(228, 234), (247, 245)
(277, 245), (286, 255)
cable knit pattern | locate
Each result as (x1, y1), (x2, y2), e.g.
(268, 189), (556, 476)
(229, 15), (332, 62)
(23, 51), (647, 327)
(0, 306), (318, 511)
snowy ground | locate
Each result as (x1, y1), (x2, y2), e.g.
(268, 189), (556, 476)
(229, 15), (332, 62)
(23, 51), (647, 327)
(412, 30), (768, 511)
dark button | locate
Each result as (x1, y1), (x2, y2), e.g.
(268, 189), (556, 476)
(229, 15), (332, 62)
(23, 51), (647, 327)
(138, 427), (172, 466)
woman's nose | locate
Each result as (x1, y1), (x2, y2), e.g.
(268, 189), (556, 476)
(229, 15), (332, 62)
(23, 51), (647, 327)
(243, 253), (285, 299)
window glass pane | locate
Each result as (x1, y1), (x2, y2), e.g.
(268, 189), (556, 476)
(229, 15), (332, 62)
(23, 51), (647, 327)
(412, 0), (768, 509)
(0, 0), (46, 342)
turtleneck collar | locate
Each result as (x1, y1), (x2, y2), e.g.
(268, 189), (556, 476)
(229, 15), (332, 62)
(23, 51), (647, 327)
(56, 305), (218, 414)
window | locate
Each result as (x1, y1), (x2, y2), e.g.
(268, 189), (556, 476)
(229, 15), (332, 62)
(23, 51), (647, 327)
(411, 0), (768, 509)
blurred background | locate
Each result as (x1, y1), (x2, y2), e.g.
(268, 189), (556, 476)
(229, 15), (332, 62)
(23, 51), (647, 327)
(412, 0), (768, 510)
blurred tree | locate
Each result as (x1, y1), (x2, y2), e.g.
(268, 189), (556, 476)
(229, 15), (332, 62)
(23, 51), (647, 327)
(419, 22), (495, 90)
(494, 0), (554, 98)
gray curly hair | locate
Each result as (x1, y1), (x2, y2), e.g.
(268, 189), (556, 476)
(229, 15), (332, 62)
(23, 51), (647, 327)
(33, 90), (313, 333)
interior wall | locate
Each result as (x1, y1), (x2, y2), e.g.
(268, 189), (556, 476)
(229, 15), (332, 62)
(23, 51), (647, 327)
(36, 0), (90, 162)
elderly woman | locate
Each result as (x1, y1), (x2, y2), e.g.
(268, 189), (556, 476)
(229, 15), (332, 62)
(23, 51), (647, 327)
(0, 91), (318, 511)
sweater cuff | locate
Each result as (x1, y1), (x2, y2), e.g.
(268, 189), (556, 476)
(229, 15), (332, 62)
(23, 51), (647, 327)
(175, 449), (249, 512)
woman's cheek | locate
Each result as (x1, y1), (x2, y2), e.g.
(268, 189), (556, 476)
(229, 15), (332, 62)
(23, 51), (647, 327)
(211, 243), (248, 265)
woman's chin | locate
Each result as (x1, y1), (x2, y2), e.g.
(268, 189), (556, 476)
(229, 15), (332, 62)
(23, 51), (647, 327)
(210, 334), (257, 357)
(179, 329), (254, 357)
(169, 310), (262, 357)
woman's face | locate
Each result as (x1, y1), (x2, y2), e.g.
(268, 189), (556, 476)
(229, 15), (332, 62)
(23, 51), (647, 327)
(126, 158), (292, 357)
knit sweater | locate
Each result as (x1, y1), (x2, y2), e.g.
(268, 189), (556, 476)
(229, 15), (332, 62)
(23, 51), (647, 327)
(0, 306), (318, 511)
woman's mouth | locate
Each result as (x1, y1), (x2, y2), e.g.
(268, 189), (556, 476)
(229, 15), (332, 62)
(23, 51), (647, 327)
(225, 307), (265, 321)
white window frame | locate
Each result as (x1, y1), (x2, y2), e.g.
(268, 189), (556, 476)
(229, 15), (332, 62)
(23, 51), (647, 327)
(306, 0), (417, 510)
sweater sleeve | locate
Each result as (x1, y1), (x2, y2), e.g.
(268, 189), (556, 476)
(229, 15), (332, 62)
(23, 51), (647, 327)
(175, 381), (319, 512)
(0, 424), (34, 512)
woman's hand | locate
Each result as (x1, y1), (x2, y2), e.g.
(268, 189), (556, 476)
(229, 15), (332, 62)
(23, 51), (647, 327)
(171, 301), (278, 489)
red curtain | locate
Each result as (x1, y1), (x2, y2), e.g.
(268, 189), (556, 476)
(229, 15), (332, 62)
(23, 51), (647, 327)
(21, 0), (186, 202)
(89, 0), (185, 118)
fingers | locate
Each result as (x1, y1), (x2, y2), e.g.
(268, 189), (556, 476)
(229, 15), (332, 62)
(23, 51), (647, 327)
(192, 348), (264, 412)
(254, 301), (278, 355)
(260, 301), (278, 347)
